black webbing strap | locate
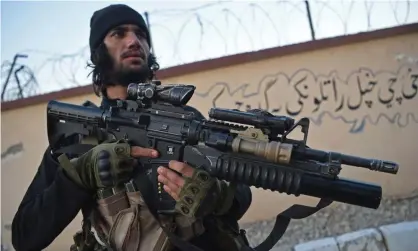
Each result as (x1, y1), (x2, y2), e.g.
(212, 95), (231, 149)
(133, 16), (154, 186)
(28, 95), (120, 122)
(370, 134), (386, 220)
(253, 198), (333, 251)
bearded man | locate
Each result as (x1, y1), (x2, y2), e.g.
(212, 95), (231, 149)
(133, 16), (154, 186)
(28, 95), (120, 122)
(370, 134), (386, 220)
(12, 4), (253, 251)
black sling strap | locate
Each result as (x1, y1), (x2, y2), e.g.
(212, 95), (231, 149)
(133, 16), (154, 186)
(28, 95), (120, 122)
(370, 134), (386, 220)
(253, 198), (332, 251)
(55, 143), (333, 251)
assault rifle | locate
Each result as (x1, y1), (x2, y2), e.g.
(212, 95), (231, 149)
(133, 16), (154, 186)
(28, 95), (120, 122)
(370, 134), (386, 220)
(46, 81), (399, 251)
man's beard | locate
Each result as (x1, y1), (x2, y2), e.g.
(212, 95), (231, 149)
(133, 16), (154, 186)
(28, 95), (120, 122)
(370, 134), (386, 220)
(110, 63), (151, 86)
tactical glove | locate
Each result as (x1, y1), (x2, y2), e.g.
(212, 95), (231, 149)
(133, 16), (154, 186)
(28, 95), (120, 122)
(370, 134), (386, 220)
(58, 140), (136, 191)
(175, 169), (235, 219)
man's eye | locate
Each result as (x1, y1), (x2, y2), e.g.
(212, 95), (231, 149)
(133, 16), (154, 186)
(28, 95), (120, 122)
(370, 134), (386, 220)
(136, 31), (147, 39)
(112, 30), (124, 37)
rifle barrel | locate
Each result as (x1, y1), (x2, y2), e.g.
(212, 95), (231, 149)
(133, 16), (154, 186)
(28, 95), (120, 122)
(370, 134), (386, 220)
(294, 148), (399, 174)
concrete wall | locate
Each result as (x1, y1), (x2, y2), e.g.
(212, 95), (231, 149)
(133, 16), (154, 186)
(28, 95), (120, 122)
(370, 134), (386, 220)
(290, 220), (418, 251)
(2, 28), (417, 250)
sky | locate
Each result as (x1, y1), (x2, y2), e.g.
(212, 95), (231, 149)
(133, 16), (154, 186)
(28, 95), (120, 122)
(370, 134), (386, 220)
(1, 0), (417, 99)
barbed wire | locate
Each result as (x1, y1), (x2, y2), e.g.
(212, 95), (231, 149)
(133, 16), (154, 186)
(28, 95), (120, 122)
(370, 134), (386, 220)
(1, 0), (416, 101)
(1, 57), (39, 102)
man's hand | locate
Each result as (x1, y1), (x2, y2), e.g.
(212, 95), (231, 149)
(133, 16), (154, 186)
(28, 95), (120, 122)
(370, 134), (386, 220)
(59, 140), (159, 191)
(157, 160), (230, 218)
(157, 160), (194, 200)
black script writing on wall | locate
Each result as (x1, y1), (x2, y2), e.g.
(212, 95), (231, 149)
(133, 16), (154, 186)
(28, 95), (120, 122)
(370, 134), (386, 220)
(194, 64), (418, 133)
(1, 142), (24, 162)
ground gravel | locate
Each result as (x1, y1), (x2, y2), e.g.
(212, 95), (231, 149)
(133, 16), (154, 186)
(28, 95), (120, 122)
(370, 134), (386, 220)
(239, 192), (418, 251)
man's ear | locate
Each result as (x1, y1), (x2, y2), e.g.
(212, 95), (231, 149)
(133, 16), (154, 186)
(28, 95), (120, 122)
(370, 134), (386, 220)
(91, 49), (100, 64)
(148, 53), (160, 72)
(91, 42), (108, 65)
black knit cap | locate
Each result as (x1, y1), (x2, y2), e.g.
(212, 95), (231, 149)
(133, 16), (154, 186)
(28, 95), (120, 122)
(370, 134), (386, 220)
(89, 4), (151, 54)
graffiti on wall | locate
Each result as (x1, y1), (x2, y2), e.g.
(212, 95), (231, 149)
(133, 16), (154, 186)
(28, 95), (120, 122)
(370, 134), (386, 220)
(1, 142), (24, 164)
(194, 63), (418, 133)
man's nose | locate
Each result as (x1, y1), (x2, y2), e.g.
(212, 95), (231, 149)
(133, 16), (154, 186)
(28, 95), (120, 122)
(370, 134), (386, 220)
(125, 32), (141, 48)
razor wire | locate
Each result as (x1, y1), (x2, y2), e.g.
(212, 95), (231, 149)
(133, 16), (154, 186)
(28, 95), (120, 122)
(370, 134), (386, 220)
(1, 0), (416, 101)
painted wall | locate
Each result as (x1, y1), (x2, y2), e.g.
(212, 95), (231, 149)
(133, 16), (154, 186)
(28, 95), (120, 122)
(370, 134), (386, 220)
(2, 32), (417, 250)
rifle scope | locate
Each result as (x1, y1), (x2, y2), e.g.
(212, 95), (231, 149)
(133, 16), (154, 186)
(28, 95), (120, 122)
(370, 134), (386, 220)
(127, 83), (195, 106)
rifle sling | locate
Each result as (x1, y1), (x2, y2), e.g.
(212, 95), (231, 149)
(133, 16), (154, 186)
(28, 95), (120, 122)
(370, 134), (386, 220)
(253, 198), (333, 251)
(54, 143), (334, 251)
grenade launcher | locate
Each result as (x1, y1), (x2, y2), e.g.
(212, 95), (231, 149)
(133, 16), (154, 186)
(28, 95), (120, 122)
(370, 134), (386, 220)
(46, 81), (399, 251)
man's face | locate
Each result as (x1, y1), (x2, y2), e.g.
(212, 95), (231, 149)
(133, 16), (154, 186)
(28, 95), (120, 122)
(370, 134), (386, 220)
(103, 24), (150, 84)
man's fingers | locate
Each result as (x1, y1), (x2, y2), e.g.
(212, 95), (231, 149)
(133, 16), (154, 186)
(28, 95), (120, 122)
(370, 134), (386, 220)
(131, 146), (159, 158)
(158, 172), (181, 197)
(168, 160), (194, 178)
(163, 185), (179, 201)
(157, 167), (185, 188)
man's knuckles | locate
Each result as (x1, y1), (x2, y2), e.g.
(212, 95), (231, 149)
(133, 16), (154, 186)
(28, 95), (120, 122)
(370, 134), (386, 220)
(97, 151), (111, 173)
(114, 144), (130, 156)
(97, 150), (110, 159)
(94, 148), (135, 184)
